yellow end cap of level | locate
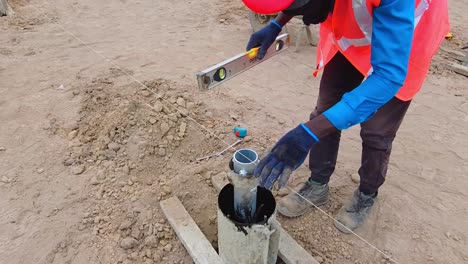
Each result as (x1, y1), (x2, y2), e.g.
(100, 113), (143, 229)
(246, 47), (259, 59)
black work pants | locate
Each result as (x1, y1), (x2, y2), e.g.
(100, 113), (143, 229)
(308, 52), (411, 194)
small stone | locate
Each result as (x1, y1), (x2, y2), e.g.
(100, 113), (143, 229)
(1, 176), (11, 183)
(153, 102), (163, 112)
(153, 252), (162, 262)
(67, 130), (78, 140)
(117, 254), (127, 263)
(243, 136), (252, 142)
(351, 173), (360, 183)
(178, 108), (189, 117)
(179, 122), (187, 134)
(158, 148), (166, 157)
(63, 158), (75, 166)
(131, 228), (141, 239)
(108, 142), (120, 151)
(160, 122), (170, 135)
(412, 234), (420, 239)
(71, 165), (86, 175)
(278, 120), (285, 125)
(123, 165), (130, 175)
(445, 232), (451, 238)
(176, 97), (186, 107)
(144, 235), (158, 247)
(209, 215), (216, 224)
(277, 188), (289, 197)
(314, 256), (324, 263)
(186, 102), (195, 110)
(163, 244), (172, 252)
(168, 113), (178, 122)
(142, 90), (152, 97)
(37, 168), (45, 174)
(90, 175), (100, 185)
(159, 239), (168, 246)
(119, 237), (138, 249)
(119, 220), (134, 230)
(219, 18), (225, 23)
(149, 118), (157, 124)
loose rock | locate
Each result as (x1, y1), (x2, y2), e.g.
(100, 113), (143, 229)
(179, 122), (187, 134)
(144, 235), (158, 247)
(119, 237), (138, 249)
(163, 243), (173, 252)
(71, 165), (86, 175)
(67, 130), (78, 140)
(176, 97), (186, 107)
(154, 102), (163, 112)
(108, 142), (120, 151)
(123, 165), (130, 175)
(160, 122), (170, 136)
(314, 256), (324, 263)
(277, 188), (289, 197)
(90, 175), (100, 185)
(178, 108), (189, 117)
(158, 148), (166, 157)
(63, 158), (75, 166)
(119, 220), (134, 230)
(37, 168), (45, 174)
(351, 173), (360, 183)
(1, 176), (11, 183)
(186, 102), (195, 110)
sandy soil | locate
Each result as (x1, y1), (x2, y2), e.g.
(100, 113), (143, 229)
(0, 0), (467, 263)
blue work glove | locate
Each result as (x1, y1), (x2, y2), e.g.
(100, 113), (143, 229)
(254, 124), (319, 189)
(246, 21), (282, 59)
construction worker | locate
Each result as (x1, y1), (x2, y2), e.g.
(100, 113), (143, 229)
(243, 0), (449, 233)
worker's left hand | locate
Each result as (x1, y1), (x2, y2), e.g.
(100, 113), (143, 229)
(254, 125), (318, 189)
(246, 21), (282, 60)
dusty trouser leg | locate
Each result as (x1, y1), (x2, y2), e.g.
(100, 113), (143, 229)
(277, 52), (364, 218)
(308, 52), (364, 184)
(334, 97), (411, 233)
(358, 97), (412, 195)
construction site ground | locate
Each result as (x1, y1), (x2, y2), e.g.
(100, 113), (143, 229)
(1, 0), (467, 263)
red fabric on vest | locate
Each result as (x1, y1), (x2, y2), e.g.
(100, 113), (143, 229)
(314, 0), (450, 101)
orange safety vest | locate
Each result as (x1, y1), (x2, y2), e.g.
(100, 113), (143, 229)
(314, 0), (450, 101)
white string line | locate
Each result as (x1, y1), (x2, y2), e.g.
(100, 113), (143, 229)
(29, 5), (399, 264)
(286, 186), (399, 263)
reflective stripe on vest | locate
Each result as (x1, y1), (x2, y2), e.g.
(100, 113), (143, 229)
(414, 0), (429, 28)
(336, 0), (429, 52)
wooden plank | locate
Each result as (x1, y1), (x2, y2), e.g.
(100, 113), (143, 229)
(448, 62), (468, 77)
(278, 227), (320, 264)
(211, 174), (319, 264)
(160, 197), (223, 264)
(440, 46), (466, 62)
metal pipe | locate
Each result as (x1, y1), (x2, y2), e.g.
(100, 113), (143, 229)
(231, 149), (259, 222)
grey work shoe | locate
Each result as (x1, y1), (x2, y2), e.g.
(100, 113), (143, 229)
(334, 190), (377, 234)
(277, 180), (329, 218)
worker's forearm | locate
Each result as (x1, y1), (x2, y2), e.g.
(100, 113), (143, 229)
(304, 114), (338, 139)
(275, 12), (293, 27)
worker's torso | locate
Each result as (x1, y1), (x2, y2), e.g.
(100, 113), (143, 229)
(315, 0), (450, 101)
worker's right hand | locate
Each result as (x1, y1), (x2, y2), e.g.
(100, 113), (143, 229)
(254, 124), (319, 189)
(246, 21), (282, 60)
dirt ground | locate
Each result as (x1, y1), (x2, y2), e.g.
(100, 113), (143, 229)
(1, 0), (467, 263)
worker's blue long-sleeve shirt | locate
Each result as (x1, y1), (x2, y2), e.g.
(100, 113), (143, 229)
(322, 0), (415, 130)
